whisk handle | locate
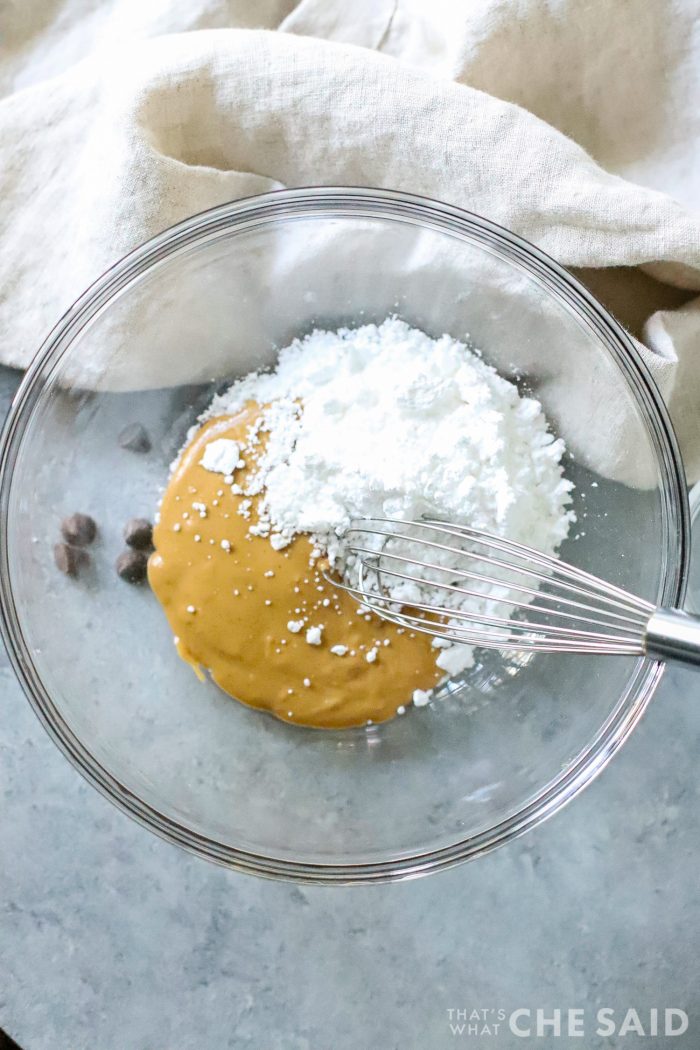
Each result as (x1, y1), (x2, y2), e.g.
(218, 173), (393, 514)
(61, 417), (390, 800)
(644, 609), (700, 667)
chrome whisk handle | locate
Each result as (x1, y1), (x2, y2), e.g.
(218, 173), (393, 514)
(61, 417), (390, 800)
(644, 608), (700, 668)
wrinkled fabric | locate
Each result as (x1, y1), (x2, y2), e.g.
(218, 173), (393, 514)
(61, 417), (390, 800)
(1, 0), (700, 479)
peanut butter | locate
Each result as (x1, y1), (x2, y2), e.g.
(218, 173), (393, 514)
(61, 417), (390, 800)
(148, 404), (441, 728)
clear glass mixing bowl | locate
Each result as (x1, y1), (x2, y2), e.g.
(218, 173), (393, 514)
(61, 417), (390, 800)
(0, 188), (689, 883)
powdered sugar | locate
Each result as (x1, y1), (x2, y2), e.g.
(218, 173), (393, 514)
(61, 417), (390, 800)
(199, 318), (574, 685)
(200, 438), (240, 475)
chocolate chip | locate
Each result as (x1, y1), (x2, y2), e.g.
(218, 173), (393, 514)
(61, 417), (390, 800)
(123, 518), (153, 550)
(60, 512), (97, 546)
(115, 548), (149, 584)
(118, 423), (151, 453)
(54, 542), (89, 577)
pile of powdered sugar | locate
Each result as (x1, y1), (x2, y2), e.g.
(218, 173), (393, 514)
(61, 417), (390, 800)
(199, 318), (574, 678)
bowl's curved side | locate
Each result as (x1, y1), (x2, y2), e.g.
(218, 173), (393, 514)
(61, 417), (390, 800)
(0, 188), (689, 882)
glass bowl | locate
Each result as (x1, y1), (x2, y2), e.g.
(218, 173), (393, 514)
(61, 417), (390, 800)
(0, 188), (689, 883)
(686, 480), (700, 613)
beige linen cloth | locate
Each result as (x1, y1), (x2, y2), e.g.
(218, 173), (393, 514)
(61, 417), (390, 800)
(2, 0), (700, 480)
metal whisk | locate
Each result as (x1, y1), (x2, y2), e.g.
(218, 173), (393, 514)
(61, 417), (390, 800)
(331, 517), (700, 667)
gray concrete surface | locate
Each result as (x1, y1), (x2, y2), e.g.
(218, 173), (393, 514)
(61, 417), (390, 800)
(0, 366), (698, 1049)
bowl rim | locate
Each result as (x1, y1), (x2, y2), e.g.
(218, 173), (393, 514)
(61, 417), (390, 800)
(0, 186), (690, 883)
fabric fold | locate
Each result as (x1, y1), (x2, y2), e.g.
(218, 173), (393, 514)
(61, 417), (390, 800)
(1, 1), (700, 482)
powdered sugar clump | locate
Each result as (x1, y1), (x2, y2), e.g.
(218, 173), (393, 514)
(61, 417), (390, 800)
(200, 438), (240, 475)
(202, 318), (574, 679)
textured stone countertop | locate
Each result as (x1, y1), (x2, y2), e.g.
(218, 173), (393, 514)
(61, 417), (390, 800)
(0, 366), (698, 1050)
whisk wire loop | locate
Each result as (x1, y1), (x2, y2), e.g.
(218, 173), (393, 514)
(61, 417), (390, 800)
(329, 517), (658, 656)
